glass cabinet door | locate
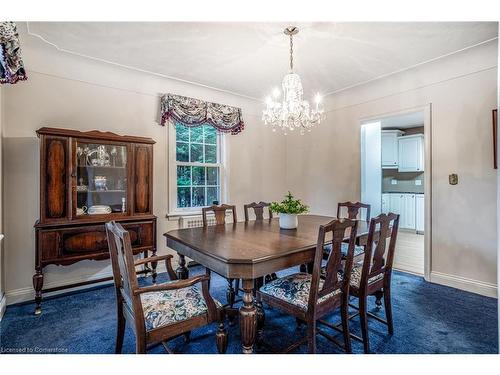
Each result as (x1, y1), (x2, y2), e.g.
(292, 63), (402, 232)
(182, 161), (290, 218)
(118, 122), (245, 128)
(75, 141), (128, 217)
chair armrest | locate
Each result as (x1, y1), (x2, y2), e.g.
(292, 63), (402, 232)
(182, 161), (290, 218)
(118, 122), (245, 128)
(134, 254), (177, 281)
(133, 274), (209, 296)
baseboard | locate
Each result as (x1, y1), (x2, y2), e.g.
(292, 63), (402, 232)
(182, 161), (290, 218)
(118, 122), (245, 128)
(0, 293), (6, 321)
(430, 271), (498, 298)
(6, 263), (168, 306)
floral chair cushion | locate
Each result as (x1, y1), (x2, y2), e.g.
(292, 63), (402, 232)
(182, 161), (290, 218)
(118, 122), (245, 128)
(140, 283), (221, 331)
(324, 242), (364, 258)
(320, 265), (384, 289)
(349, 266), (384, 288)
(259, 273), (341, 311)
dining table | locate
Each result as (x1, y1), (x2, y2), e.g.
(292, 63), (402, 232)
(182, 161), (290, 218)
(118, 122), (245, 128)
(164, 214), (370, 354)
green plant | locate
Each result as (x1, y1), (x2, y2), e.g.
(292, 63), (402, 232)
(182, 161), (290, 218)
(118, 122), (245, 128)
(270, 191), (309, 215)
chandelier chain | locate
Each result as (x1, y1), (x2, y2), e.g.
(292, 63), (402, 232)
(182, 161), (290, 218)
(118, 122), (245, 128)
(289, 34), (294, 72)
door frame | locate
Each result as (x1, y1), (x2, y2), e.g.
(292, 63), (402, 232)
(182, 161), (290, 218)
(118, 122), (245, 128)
(360, 104), (432, 281)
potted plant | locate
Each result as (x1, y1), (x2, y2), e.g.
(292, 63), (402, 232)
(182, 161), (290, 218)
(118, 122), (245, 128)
(270, 191), (309, 229)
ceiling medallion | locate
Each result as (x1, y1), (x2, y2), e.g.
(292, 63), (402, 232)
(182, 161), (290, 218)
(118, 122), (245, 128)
(262, 26), (324, 135)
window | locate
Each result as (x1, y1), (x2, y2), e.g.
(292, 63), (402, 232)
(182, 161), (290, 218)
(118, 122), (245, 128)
(169, 123), (225, 214)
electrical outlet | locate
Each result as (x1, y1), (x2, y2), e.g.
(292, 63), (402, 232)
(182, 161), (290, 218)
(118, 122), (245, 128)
(391, 179), (397, 185)
(415, 180), (422, 186)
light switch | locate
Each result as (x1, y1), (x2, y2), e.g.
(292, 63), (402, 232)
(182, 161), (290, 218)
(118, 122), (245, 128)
(415, 180), (422, 186)
(391, 179), (397, 185)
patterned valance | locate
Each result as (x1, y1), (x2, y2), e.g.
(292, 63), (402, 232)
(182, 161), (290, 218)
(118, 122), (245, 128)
(0, 22), (27, 84)
(160, 94), (244, 135)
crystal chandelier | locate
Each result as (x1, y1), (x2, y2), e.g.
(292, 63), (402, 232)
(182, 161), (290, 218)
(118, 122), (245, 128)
(263, 26), (324, 135)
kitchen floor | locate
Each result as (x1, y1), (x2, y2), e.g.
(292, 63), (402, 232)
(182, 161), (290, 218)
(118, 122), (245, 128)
(393, 229), (424, 275)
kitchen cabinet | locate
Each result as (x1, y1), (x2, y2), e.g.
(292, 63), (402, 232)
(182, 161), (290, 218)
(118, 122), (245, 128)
(389, 193), (403, 216)
(381, 130), (404, 168)
(383, 192), (423, 231)
(415, 194), (425, 233)
(402, 193), (416, 229)
(398, 134), (424, 172)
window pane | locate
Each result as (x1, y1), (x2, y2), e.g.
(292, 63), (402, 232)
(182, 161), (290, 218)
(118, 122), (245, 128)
(192, 166), (206, 185)
(204, 126), (217, 144)
(190, 126), (204, 143)
(206, 187), (219, 206)
(177, 166), (191, 186)
(190, 144), (203, 162)
(192, 187), (206, 207)
(177, 187), (191, 208)
(176, 142), (189, 162)
(175, 123), (189, 142)
(206, 167), (219, 186)
(205, 144), (217, 163)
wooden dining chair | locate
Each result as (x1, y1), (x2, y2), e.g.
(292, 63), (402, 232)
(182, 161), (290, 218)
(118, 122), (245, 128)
(243, 202), (276, 283)
(243, 201), (273, 221)
(257, 218), (359, 354)
(324, 201), (371, 260)
(201, 204), (240, 308)
(105, 221), (227, 354)
(347, 212), (399, 353)
(337, 201), (371, 222)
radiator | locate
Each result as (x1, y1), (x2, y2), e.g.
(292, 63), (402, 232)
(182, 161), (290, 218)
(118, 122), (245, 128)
(178, 214), (233, 228)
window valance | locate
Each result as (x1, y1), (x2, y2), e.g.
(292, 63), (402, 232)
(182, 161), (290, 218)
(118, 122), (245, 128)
(160, 93), (244, 135)
(0, 22), (27, 84)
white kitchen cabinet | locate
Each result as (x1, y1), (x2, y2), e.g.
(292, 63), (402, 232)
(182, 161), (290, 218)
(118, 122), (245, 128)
(381, 193), (390, 214)
(398, 134), (424, 172)
(384, 192), (422, 231)
(381, 130), (404, 168)
(389, 193), (403, 215)
(415, 194), (425, 233)
(402, 193), (416, 229)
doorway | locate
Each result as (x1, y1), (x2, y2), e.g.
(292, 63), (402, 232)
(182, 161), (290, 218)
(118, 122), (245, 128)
(361, 107), (431, 278)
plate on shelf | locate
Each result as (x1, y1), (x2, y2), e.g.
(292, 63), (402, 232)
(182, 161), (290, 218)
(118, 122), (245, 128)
(88, 205), (112, 215)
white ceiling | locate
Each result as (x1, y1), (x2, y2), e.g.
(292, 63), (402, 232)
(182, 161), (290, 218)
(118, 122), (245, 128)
(24, 22), (498, 100)
(380, 111), (425, 129)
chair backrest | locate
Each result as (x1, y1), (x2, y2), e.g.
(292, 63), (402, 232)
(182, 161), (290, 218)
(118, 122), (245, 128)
(105, 221), (139, 306)
(308, 218), (359, 313)
(243, 201), (273, 221)
(360, 213), (400, 286)
(337, 201), (371, 222)
(202, 204), (237, 226)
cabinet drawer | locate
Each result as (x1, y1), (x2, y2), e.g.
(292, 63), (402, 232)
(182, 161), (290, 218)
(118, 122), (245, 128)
(38, 221), (154, 262)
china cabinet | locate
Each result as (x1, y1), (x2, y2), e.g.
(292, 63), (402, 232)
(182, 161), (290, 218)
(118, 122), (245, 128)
(33, 127), (156, 315)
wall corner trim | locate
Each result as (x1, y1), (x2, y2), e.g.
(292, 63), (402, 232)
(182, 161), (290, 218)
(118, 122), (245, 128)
(430, 271), (498, 298)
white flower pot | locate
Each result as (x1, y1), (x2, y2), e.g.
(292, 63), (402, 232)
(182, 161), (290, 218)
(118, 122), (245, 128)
(279, 213), (298, 229)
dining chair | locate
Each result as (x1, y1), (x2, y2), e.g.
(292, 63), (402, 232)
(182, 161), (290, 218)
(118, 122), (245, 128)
(324, 201), (371, 260)
(257, 218), (359, 354)
(243, 201), (276, 284)
(105, 221), (227, 354)
(243, 201), (273, 221)
(337, 201), (371, 222)
(345, 212), (399, 353)
(202, 204), (240, 308)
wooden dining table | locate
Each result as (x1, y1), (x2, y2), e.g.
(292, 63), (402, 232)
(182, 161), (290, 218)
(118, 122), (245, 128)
(164, 214), (370, 354)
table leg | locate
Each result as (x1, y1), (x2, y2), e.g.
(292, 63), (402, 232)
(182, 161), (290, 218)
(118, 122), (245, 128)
(240, 278), (257, 354)
(176, 254), (189, 280)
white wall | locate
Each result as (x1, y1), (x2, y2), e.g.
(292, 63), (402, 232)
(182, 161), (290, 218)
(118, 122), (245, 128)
(2, 31), (286, 304)
(287, 40), (498, 297)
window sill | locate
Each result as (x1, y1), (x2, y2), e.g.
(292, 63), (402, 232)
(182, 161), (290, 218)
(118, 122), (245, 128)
(166, 211), (203, 220)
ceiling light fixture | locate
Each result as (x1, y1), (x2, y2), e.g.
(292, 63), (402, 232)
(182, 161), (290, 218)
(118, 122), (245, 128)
(262, 26), (324, 135)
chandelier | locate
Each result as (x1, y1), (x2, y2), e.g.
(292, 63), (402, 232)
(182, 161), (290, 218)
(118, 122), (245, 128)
(262, 26), (324, 135)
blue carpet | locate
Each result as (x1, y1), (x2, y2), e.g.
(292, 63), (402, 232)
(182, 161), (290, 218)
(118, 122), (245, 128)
(0, 267), (497, 354)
